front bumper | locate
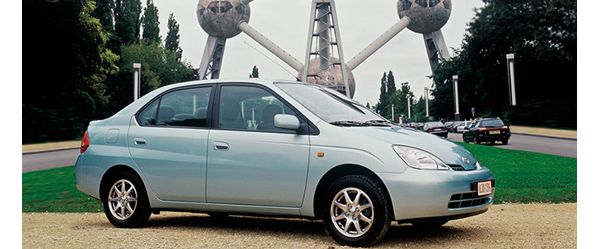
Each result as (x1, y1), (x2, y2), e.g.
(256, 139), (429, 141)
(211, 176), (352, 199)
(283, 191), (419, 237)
(378, 167), (494, 221)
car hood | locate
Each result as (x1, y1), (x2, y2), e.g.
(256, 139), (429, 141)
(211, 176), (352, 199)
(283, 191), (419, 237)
(353, 125), (479, 170)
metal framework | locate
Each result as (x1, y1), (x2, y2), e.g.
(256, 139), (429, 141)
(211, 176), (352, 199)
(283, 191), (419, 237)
(199, 36), (226, 80)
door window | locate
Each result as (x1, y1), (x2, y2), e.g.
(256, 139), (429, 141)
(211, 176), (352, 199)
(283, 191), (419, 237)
(136, 86), (212, 128)
(218, 85), (295, 132)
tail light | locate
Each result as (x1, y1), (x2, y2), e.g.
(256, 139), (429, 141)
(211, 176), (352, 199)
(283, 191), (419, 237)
(80, 131), (90, 153)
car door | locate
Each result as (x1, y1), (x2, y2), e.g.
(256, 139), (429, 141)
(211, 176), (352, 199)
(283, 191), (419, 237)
(128, 85), (213, 202)
(206, 84), (310, 207)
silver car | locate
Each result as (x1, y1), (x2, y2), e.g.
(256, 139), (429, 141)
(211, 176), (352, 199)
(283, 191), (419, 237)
(75, 79), (494, 247)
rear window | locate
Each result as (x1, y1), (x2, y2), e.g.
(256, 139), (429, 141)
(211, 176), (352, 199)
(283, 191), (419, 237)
(480, 119), (505, 127)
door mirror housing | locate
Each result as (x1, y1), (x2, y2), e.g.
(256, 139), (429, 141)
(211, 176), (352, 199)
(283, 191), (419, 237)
(274, 114), (300, 130)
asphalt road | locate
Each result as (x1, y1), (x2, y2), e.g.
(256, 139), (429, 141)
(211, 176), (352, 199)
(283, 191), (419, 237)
(447, 133), (577, 158)
(22, 149), (79, 173)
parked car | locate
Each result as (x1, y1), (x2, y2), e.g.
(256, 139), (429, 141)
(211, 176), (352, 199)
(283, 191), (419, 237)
(75, 80), (494, 247)
(463, 117), (511, 145)
(424, 121), (448, 138)
(455, 121), (470, 133)
(444, 121), (457, 132)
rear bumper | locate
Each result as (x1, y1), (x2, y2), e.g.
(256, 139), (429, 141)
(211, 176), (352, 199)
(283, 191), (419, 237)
(378, 168), (494, 221)
(477, 133), (510, 141)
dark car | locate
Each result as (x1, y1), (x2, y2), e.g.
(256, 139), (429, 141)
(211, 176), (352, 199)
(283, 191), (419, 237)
(423, 121), (448, 138)
(462, 118), (511, 144)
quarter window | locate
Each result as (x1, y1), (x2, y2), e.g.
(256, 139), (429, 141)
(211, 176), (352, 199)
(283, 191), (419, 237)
(218, 86), (295, 132)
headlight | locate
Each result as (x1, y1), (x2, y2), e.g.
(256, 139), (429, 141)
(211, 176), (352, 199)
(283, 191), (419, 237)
(393, 145), (450, 170)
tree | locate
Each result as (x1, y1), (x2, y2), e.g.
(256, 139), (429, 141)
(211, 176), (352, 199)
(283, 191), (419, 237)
(23, 0), (118, 142)
(141, 0), (160, 43)
(165, 13), (182, 61)
(114, 0), (142, 45)
(105, 42), (196, 113)
(92, 0), (115, 32)
(376, 72), (389, 118)
(386, 71), (396, 98)
(432, 0), (576, 128)
(249, 65), (259, 78)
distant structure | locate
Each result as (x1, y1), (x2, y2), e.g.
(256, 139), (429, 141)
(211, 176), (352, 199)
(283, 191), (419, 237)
(196, 0), (453, 99)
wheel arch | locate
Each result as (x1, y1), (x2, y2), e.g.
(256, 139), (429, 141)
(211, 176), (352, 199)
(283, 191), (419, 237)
(99, 164), (146, 202)
(313, 164), (394, 219)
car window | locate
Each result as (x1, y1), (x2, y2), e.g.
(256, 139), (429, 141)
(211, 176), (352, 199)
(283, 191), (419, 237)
(218, 85), (295, 132)
(136, 86), (212, 128)
(481, 119), (505, 127)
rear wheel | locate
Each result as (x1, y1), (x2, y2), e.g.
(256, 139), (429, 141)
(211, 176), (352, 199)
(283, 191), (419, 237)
(323, 175), (392, 247)
(102, 172), (151, 228)
(502, 139), (508, 145)
(474, 136), (481, 144)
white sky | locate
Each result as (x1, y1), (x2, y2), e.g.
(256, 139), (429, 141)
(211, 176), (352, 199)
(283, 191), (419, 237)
(153, 0), (484, 105)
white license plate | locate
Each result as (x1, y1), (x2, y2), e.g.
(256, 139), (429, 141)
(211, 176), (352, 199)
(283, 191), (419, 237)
(477, 181), (493, 196)
(490, 130), (501, 135)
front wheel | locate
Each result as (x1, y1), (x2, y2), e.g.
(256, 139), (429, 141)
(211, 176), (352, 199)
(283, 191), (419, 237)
(323, 175), (392, 247)
(103, 172), (151, 228)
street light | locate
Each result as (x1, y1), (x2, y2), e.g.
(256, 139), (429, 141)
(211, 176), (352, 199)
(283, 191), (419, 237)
(506, 53), (517, 106)
(452, 75), (460, 121)
(133, 63), (141, 101)
(424, 87), (430, 119)
(407, 96), (411, 120)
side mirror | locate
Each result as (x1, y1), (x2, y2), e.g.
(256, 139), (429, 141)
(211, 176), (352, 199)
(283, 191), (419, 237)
(274, 114), (300, 130)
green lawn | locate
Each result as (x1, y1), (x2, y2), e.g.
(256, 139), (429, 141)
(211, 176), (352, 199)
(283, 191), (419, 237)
(22, 166), (102, 212)
(22, 145), (576, 212)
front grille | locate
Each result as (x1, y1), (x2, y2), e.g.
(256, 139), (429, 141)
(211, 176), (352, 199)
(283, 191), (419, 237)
(448, 192), (492, 209)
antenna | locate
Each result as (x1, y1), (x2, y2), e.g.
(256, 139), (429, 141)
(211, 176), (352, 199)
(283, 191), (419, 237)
(243, 41), (301, 81)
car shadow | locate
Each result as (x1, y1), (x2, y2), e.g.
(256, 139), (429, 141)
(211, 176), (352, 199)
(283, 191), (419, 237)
(87, 213), (483, 245)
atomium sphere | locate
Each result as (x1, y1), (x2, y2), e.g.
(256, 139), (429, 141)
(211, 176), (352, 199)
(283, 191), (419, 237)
(197, 0), (251, 39)
(397, 0), (452, 34)
(298, 58), (356, 98)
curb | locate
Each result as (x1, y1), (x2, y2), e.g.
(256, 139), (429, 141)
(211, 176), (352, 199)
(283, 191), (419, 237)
(22, 147), (80, 155)
(511, 132), (577, 141)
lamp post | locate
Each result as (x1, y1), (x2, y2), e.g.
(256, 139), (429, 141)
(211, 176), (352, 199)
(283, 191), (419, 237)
(391, 104), (395, 123)
(133, 63), (141, 101)
(452, 75), (460, 121)
(424, 87), (430, 119)
(506, 53), (517, 106)
(406, 95), (411, 120)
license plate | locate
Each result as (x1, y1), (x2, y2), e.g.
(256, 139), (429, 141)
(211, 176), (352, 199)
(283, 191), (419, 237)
(435, 128), (441, 131)
(477, 181), (493, 196)
(490, 130), (501, 135)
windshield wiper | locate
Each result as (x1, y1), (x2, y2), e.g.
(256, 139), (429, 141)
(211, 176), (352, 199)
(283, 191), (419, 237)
(329, 120), (366, 127)
(364, 120), (393, 126)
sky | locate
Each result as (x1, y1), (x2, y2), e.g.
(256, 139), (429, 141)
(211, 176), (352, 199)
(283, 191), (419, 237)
(152, 0), (485, 105)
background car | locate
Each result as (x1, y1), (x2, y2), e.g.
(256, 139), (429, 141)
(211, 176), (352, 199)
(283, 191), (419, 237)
(455, 121), (471, 133)
(463, 117), (511, 145)
(424, 121), (448, 138)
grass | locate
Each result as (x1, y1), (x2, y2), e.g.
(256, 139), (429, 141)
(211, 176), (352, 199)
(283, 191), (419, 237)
(458, 143), (577, 203)
(22, 166), (102, 212)
(22, 145), (576, 212)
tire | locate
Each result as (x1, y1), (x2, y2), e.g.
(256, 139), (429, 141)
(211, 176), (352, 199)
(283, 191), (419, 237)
(323, 175), (392, 247)
(474, 137), (481, 144)
(502, 139), (508, 145)
(102, 172), (151, 228)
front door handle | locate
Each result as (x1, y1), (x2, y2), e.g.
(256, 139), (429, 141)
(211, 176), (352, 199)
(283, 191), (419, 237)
(134, 138), (147, 145)
(214, 141), (229, 151)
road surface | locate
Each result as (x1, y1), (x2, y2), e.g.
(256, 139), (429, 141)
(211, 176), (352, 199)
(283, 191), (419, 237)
(22, 149), (79, 173)
(447, 133), (576, 158)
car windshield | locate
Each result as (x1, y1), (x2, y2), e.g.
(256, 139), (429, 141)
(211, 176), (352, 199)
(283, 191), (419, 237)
(480, 119), (505, 127)
(276, 83), (387, 125)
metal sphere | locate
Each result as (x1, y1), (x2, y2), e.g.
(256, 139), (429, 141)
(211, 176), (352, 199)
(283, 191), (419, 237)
(197, 0), (251, 39)
(298, 58), (356, 98)
(397, 0), (452, 34)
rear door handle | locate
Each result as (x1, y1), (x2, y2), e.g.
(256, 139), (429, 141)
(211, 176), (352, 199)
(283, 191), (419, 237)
(134, 138), (147, 145)
(214, 141), (229, 151)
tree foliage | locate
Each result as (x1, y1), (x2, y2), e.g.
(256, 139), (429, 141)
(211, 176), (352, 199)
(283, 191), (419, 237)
(114, 0), (142, 45)
(432, 0), (576, 128)
(165, 13), (183, 61)
(141, 0), (160, 43)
